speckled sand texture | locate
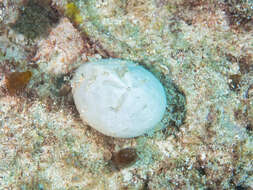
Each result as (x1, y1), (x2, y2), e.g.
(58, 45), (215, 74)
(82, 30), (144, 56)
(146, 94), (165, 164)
(0, 0), (252, 189)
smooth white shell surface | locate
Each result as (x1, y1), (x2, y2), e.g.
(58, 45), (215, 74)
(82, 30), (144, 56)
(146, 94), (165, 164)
(72, 59), (167, 138)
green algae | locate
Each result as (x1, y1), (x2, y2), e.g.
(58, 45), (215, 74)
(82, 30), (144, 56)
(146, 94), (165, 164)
(65, 2), (83, 24)
(11, 0), (59, 40)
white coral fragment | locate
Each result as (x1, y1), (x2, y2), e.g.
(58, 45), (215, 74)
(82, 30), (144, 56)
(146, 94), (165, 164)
(72, 59), (167, 138)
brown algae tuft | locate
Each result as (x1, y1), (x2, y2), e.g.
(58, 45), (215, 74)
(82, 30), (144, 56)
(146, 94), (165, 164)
(112, 148), (138, 169)
(5, 71), (32, 95)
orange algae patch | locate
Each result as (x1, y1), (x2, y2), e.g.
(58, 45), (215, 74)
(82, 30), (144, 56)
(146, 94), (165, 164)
(5, 71), (32, 95)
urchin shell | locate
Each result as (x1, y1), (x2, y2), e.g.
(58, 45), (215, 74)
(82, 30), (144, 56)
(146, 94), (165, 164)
(71, 59), (166, 138)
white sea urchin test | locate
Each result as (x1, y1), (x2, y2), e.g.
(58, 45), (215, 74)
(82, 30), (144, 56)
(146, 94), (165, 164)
(71, 59), (167, 138)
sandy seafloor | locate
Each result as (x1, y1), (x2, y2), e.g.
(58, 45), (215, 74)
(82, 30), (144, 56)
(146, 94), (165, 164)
(0, 0), (252, 189)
